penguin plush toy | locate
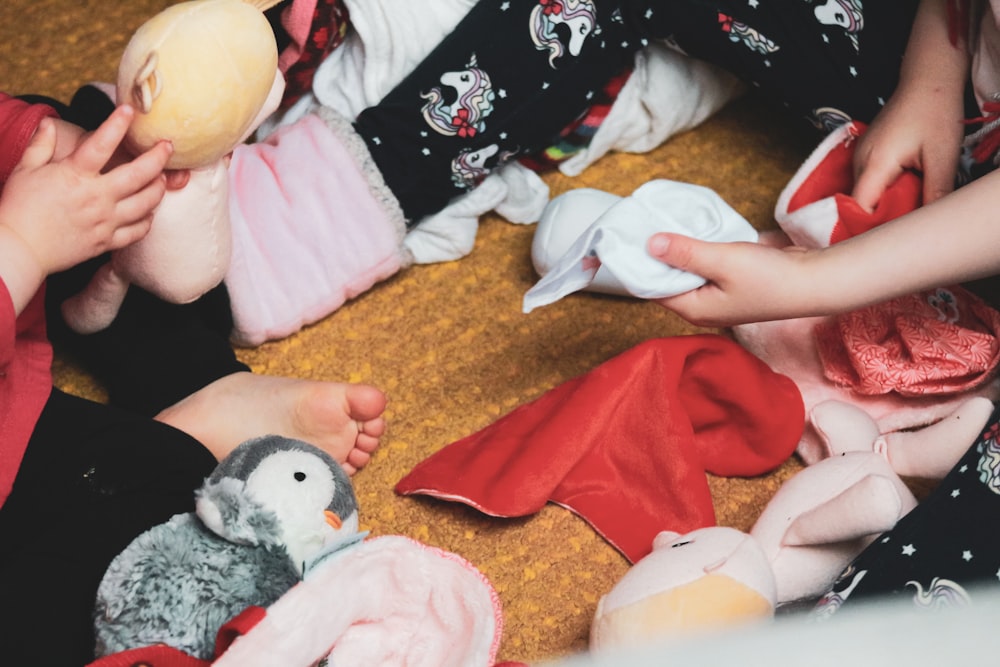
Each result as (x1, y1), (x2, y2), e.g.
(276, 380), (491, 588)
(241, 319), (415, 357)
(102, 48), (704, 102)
(93, 435), (362, 660)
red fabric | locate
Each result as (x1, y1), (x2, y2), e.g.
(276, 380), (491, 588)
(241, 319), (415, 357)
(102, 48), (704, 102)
(277, 0), (350, 110)
(0, 92), (57, 182)
(783, 121), (923, 245)
(816, 286), (1000, 396)
(84, 606), (266, 667)
(396, 335), (804, 563)
(85, 645), (209, 667)
(213, 605), (267, 658)
(0, 92), (57, 508)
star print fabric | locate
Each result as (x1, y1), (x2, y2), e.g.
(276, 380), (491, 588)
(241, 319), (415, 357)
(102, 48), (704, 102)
(350, 0), (924, 227)
(352, 0), (657, 225)
(664, 0), (922, 132)
(813, 403), (1000, 617)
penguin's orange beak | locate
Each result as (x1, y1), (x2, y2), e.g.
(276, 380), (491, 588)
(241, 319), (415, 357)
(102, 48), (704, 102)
(324, 510), (342, 530)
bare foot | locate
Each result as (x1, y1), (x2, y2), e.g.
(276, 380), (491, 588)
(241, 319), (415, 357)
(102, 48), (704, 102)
(155, 372), (387, 475)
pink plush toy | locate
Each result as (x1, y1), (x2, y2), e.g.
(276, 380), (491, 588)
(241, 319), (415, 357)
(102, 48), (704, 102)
(590, 397), (997, 653)
(590, 526), (778, 652)
(590, 451), (921, 652)
(61, 0), (285, 333)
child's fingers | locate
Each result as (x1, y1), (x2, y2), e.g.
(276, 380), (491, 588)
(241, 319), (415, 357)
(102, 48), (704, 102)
(70, 105), (136, 174)
(852, 160), (901, 212)
(647, 233), (719, 282)
(164, 168), (190, 191)
(112, 176), (168, 229)
(15, 118), (58, 170)
(106, 216), (154, 251)
(105, 140), (173, 199)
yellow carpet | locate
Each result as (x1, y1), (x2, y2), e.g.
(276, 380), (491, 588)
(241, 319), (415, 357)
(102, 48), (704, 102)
(2, 2), (816, 662)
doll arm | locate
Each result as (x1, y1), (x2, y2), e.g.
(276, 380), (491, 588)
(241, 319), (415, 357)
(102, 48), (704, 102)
(649, 166), (1000, 327)
(851, 0), (969, 210)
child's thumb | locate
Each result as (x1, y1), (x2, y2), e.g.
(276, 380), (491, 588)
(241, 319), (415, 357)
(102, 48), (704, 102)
(19, 118), (57, 169)
(648, 232), (709, 275)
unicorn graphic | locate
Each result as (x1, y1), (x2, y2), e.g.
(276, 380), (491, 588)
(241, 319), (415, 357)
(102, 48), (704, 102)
(813, 567), (867, 619)
(926, 287), (961, 323)
(907, 577), (972, 608)
(977, 419), (1000, 495)
(718, 13), (780, 55)
(421, 55), (497, 137)
(450, 144), (500, 189)
(530, 0), (599, 68)
(814, 0), (865, 52)
(810, 106), (852, 133)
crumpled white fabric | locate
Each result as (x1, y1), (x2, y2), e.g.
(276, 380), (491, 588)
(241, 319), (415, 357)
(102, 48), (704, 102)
(558, 44), (745, 177)
(261, 1), (744, 264)
(522, 180), (758, 313)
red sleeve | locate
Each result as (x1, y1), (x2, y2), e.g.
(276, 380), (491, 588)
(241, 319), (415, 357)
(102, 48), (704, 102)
(0, 92), (58, 185)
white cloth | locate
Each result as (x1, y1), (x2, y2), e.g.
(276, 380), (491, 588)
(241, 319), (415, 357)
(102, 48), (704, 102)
(522, 180), (758, 313)
(558, 44), (745, 177)
(261, 2), (744, 264)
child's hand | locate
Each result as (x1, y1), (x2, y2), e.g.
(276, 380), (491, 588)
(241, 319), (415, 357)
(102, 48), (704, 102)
(0, 104), (172, 277)
(645, 232), (821, 327)
(851, 84), (964, 211)
(851, 0), (967, 211)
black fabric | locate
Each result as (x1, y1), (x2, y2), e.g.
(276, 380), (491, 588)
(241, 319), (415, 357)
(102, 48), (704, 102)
(354, 0), (923, 224)
(354, 0), (652, 224)
(0, 389), (217, 666)
(661, 0), (920, 132)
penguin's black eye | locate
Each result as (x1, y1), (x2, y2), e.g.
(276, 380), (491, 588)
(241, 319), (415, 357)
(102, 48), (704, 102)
(671, 540), (692, 548)
(294, 472), (306, 482)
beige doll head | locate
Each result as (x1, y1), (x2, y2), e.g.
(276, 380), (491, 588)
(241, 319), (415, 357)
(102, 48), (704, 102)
(117, 0), (284, 169)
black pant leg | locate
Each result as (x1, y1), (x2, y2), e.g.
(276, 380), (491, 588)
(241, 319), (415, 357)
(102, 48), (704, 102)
(354, 0), (665, 224)
(661, 0), (920, 131)
(0, 390), (217, 666)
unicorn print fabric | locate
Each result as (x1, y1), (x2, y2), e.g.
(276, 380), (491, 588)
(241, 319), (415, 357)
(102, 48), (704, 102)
(351, 0), (920, 226)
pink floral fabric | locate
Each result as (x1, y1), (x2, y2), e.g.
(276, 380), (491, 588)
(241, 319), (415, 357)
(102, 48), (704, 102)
(815, 286), (1000, 396)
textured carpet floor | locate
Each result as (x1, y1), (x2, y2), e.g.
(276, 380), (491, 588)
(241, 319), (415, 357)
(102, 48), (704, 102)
(2, 2), (816, 662)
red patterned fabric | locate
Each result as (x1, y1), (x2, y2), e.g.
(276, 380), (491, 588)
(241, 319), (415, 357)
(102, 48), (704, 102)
(396, 335), (804, 563)
(278, 0), (350, 110)
(816, 286), (1000, 396)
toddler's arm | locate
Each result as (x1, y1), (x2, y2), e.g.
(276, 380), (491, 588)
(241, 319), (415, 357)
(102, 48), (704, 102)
(648, 166), (1000, 326)
(851, 0), (969, 210)
(0, 105), (172, 313)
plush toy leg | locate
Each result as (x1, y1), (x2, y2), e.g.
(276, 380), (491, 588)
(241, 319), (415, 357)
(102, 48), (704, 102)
(811, 398), (996, 479)
(225, 107), (408, 346)
(813, 404), (1000, 617)
(396, 335), (804, 563)
(877, 397), (996, 479)
(60, 263), (129, 334)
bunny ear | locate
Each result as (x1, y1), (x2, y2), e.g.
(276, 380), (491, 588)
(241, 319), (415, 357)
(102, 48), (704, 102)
(243, 0), (285, 11)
